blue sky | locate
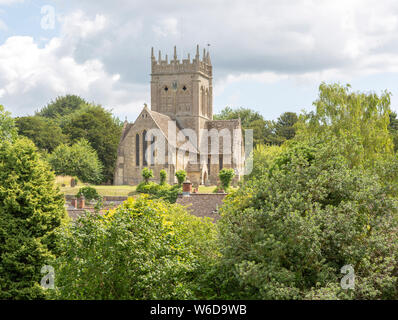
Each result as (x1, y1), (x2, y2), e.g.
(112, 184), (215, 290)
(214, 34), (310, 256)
(1, 0), (398, 121)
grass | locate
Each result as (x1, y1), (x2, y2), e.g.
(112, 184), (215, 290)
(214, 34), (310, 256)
(61, 185), (137, 197)
(57, 176), (237, 197)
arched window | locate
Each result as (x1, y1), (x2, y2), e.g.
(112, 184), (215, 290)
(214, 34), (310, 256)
(143, 130), (148, 166)
(135, 134), (140, 166)
(150, 135), (155, 166)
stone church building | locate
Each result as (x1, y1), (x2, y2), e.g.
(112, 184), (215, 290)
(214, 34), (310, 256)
(114, 45), (245, 186)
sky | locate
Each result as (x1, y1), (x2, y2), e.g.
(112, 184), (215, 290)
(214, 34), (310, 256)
(1, 0), (398, 121)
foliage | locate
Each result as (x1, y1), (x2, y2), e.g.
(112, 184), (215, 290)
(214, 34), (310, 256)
(52, 196), (218, 299)
(273, 112), (298, 145)
(76, 186), (101, 202)
(388, 111), (398, 153)
(214, 107), (298, 146)
(216, 139), (398, 299)
(48, 139), (103, 184)
(218, 168), (235, 191)
(136, 182), (181, 203)
(159, 169), (167, 185)
(37, 95), (88, 120)
(141, 167), (154, 184)
(175, 170), (187, 186)
(60, 104), (123, 183)
(0, 138), (67, 299)
(15, 116), (67, 152)
(246, 144), (281, 180)
(296, 83), (393, 168)
(0, 105), (17, 143)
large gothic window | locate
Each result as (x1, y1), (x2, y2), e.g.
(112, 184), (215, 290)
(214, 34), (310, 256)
(143, 130), (148, 166)
(135, 134), (140, 166)
(150, 135), (155, 166)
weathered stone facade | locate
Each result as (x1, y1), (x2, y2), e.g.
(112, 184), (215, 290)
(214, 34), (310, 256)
(114, 45), (245, 186)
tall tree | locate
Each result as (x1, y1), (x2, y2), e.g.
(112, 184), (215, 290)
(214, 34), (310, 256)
(296, 83), (393, 168)
(60, 104), (122, 182)
(388, 111), (398, 152)
(0, 138), (67, 299)
(37, 95), (88, 120)
(15, 116), (67, 153)
(0, 105), (17, 143)
(273, 112), (298, 145)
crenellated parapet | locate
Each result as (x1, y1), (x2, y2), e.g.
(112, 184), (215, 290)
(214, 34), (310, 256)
(151, 45), (212, 78)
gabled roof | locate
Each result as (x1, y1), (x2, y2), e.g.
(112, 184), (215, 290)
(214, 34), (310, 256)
(121, 106), (198, 153)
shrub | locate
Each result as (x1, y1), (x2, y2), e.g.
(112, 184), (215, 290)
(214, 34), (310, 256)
(218, 169), (235, 191)
(136, 181), (181, 203)
(175, 170), (187, 186)
(52, 196), (217, 299)
(141, 167), (154, 184)
(159, 169), (167, 185)
(76, 186), (101, 202)
(0, 138), (67, 299)
(216, 140), (398, 299)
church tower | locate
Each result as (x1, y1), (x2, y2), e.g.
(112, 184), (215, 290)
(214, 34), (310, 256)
(150, 45), (213, 138)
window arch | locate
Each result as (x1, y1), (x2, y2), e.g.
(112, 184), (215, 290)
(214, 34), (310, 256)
(135, 133), (140, 166)
(143, 130), (148, 166)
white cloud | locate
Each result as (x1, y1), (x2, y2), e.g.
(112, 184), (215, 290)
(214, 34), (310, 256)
(0, 35), (147, 118)
(3, 0), (398, 117)
(0, 0), (23, 4)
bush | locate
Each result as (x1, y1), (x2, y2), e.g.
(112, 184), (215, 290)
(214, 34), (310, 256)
(0, 138), (67, 299)
(136, 181), (181, 203)
(52, 196), (217, 299)
(141, 167), (154, 184)
(159, 169), (167, 185)
(175, 170), (187, 186)
(76, 186), (101, 201)
(218, 168), (235, 191)
(216, 140), (398, 299)
(48, 139), (103, 184)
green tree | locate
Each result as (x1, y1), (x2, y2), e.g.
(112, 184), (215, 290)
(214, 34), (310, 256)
(0, 105), (17, 143)
(175, 170), (187, 186)
(388, 111), (398, 152)
(60, 104), (122, 182)
(273, 112), (298, 145)
(48, 139), (103, 184)
(37, 95), (88, 120)
(216, 140), (398, 299)
(0, 138), (67, 299)
(53, 196), (217, 299)
(15, 116), (67, 152)
(141, 167), (154, 183)
(246, 144), (281, 180)
(218, 168), (235, 191)
(159, 169), (167, 185)
(296, 83), (393, 168)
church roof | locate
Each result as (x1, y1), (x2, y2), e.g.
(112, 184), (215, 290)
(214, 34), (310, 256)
(149, 109), (199, 153)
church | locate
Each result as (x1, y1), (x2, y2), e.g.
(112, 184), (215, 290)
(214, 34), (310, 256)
(114, 45), (245, 186)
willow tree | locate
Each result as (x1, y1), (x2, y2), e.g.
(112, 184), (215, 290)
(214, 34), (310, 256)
(295, 83), (393, 168)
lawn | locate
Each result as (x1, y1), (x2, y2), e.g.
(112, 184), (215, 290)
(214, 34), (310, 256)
(57, 176), (236, 196)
